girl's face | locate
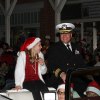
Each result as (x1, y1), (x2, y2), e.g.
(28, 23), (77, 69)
(32, 42), (42, 53)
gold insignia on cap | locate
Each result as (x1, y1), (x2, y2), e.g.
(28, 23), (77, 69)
(59, 24), (72, 33)
(61, 24), (72, 30)
(53, 68), (61, 77)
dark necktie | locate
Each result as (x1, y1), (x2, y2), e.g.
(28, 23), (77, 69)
(67, 44), (71, 51)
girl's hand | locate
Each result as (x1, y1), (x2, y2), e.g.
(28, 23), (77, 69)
(38, 58), (45, 66)
(14, 85), (22, 91)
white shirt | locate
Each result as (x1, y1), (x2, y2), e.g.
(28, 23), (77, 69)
(64, 42), (72, 51)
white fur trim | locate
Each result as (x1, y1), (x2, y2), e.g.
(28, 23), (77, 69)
(71, 87), (73, 92)
(73, 91), (80, 98)
(57, 84), (65, 91)
(84, 87), (100, 96)
(27, 38), (40, 50)
(57, 84), (73, 92)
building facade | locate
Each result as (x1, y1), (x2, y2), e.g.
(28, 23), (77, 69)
(0, 0), (100, 50)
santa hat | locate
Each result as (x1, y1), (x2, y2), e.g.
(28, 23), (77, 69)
(57, 83), (73, 92)
(20, 37), (41, 51)
(57, 83), (80, 98)
(84, 81), (100, 96)
(57, 84), (65, 92)
(70, 83), (74, 93)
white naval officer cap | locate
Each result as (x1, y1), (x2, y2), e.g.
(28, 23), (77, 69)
(56, 23), (75, 34)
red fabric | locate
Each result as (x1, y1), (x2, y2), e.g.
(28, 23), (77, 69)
(88, 81), (100, 89)
(71, 83), (74, 88)
(24, 53), (39, 81)
(0, 54), (15, 65)
(20, 37), (36, 51)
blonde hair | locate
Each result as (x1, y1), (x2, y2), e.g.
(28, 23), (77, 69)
(26, 48), (39, 63)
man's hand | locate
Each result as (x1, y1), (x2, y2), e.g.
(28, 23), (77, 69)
(60, 72), (66, 83)
(38, 57), (45, 66)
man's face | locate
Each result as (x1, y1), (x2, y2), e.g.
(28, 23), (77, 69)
(57, 89), (65, 100)
(86, 91), (99, 97)
(60, 32), (72, 44)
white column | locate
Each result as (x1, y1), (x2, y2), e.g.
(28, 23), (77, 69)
(5, 0), (10, 45)
(54, 0), (60, 41)
(93, 22), (97, 51)
(55, 0), (61, 24)
(5, 0), (17, 45)
(49, 0), (67, 42)
(55, 12), (61, 41)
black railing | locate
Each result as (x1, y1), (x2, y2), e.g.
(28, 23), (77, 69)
(65, 66), (100, 100)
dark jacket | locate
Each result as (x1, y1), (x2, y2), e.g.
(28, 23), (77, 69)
(47, 41), (85, 75)
(46, 41), (89, 96)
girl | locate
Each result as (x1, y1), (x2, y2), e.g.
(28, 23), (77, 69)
(14, 37), (48, 100)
